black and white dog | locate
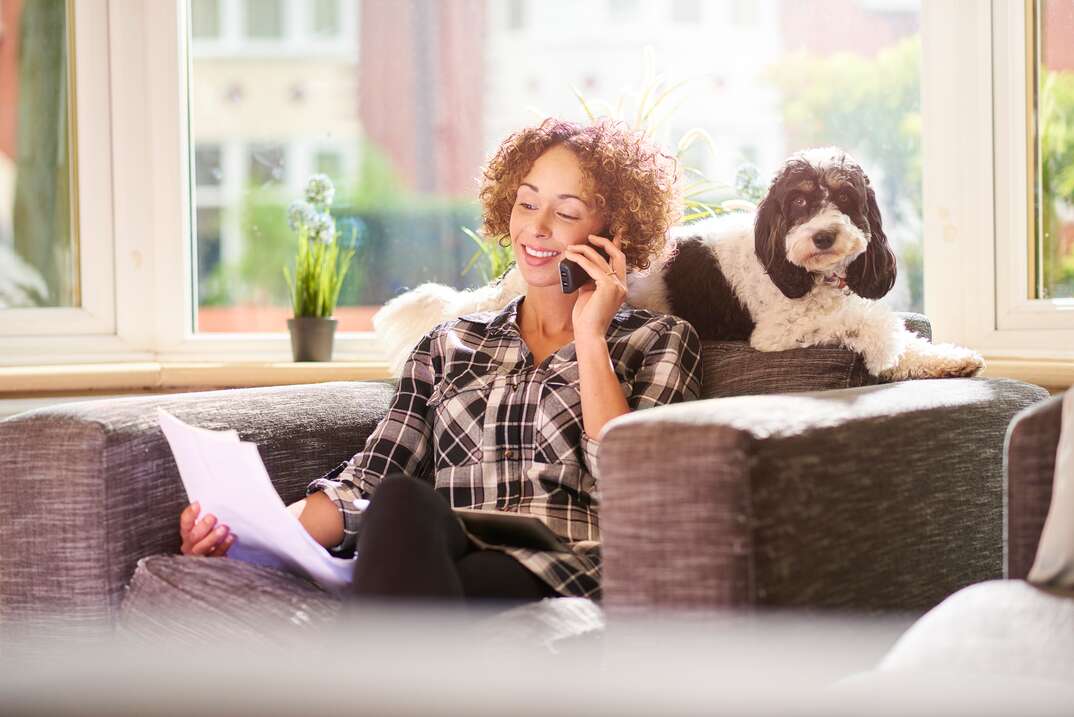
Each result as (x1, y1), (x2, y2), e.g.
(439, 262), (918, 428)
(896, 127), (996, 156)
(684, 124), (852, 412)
(627, 147), (982, 379)
(375, 147), (982, 380)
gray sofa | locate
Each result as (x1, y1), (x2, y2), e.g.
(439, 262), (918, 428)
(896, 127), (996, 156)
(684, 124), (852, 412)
(0, 315), (1050, 644)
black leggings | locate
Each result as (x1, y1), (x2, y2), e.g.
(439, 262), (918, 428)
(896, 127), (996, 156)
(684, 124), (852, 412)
(348, 475), (556, 605)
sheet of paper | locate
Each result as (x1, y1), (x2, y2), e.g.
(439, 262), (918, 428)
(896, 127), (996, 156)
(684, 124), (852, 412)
(158, 409), (355, 593)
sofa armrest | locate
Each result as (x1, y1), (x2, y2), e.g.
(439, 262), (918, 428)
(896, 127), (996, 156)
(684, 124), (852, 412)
(0, 380), (394, 639)
(598, 377), (1049, 614)
(1006, 392), (1064, 580)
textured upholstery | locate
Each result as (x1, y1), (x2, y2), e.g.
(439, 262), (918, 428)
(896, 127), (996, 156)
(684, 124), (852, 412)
(598, 378), (1050, 614)
(0, 309), (1050, 640)
(1006, 394), (1065, 580)
(698, 312), (930, 399)
(0, 381), (395, 642)
(119, 555), (341, 645)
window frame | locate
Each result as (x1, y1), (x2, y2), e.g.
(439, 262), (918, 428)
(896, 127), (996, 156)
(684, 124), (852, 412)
(0, 0), (116, 343)
(923, 0), (1074, 362)
(5, 0), (1072, 368)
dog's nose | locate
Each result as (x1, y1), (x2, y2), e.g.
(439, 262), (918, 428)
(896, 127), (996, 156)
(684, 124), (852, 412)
(812, 232), (836, 250)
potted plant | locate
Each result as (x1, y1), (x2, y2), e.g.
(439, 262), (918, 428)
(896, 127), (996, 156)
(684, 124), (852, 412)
(283, 174), (355, 362)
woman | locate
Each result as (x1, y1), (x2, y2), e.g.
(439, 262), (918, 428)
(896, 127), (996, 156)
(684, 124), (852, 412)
(178, 118), (703, 604)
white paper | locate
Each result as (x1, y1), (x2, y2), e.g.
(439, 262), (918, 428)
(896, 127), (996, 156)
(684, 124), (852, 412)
(158, 409), (355, 593)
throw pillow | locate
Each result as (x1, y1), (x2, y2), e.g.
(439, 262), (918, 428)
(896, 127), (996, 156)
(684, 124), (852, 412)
(1028, 390), (1074, 587)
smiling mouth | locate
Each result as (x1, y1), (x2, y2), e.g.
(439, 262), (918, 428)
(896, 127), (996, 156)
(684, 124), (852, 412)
(523, 245), (561, 259)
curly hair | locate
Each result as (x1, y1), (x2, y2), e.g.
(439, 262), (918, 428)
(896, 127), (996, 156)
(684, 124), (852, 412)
(478, 118), (682, 272)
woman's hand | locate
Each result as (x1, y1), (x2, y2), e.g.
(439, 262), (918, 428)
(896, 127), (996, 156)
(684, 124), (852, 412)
(179, 501), (236, 557)
(566, 234), (627, 344)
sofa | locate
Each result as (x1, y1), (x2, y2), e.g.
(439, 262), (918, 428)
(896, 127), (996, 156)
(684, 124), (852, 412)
(0, 314), (1051, 645)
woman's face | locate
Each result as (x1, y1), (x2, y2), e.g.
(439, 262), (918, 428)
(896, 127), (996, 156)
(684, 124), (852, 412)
(508, 144), (606, 289)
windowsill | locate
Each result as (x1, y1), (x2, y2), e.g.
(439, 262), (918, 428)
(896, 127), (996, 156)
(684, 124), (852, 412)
(979, 356), (1074, 392)
(0, 361), (394, 396)
(2, 355), (1068, 398)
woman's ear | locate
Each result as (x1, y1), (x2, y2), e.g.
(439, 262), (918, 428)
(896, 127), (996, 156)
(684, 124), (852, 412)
(754, 187), (813, 299)
(845, 183), (897, 299)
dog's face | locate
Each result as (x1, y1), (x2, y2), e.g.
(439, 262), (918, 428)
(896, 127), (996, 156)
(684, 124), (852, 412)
(754, 148), (896, 300)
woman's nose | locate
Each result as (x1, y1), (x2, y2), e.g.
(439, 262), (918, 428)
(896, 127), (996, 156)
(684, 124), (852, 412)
(531, 209), (552, 237)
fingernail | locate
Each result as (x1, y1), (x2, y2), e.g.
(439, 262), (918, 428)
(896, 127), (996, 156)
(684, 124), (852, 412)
(215, 525), (227, 535)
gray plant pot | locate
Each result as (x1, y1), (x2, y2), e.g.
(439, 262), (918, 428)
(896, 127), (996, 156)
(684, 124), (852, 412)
(287, 316), (337, 362)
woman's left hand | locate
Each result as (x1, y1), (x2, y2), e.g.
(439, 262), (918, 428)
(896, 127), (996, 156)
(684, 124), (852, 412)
(567, 234), (628, 344)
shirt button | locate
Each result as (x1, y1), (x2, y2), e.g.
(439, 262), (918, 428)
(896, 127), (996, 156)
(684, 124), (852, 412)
(503, 449), (514, 459)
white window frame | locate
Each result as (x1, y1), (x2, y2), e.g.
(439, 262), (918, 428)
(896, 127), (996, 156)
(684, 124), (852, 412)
(923, 0), (1074, 361)
(5, 0), (1072, 368)
(0, 0), (116, 342)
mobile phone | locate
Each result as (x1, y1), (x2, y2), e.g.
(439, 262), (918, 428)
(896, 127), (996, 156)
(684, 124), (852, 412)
(559, 245), (611, 293)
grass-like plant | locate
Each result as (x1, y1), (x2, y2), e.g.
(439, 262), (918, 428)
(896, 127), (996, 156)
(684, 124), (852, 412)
(283, 174), (356, 317)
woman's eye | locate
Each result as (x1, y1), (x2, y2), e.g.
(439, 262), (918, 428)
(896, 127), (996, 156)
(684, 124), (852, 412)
(557, 212), (579, 221)
(519, 202), (536, 210)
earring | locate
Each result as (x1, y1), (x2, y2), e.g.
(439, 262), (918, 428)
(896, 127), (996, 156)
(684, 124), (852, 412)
(497, 235), (511, 248)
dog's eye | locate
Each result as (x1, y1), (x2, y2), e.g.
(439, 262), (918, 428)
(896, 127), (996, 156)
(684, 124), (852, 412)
(791, 196), (807, 208)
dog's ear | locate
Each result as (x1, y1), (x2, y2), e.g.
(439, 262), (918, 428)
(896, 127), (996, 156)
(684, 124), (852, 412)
(845, 182), (897, 299)
(754, 186), (813, 299)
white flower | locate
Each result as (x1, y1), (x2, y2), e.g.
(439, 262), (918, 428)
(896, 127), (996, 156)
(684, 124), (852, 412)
(304, 173), (335, 208)
(287, 200), (315, 231)
(308, 211), (335, 244)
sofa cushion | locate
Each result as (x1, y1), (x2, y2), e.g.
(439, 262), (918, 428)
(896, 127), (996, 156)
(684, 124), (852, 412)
(699, 312), (932, 399)
(1028, 390), (1074, 588)
(119, 554), (342, 645)
(878, 580), (1074, 681)
(700, 342), (877, 399)
(120, 554), (605, 650)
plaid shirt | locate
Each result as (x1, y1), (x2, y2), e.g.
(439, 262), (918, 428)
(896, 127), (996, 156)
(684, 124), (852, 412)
(307, 294), (702, 600)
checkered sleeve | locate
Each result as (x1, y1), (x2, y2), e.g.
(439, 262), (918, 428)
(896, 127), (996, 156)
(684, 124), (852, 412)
(579, 430), (603, 484)
(629, 318), (703, 411)
(578, 318), (702, 485)
(305, 331), (437, 557)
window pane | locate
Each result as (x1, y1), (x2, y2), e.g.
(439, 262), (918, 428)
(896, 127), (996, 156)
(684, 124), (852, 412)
(1035, 0), (1074, 300)
(191, 0), (221, 39)
(195, 144), (223, 187)
(245, 0), (283, 39)
(312, 0), (341, 38)
(187, 0), (923, 335)
(0, 0), (76, 309)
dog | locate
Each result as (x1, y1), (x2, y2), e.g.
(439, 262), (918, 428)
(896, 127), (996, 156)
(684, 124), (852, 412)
(376, 147), (982, 381)
(628, 147), (983, 379)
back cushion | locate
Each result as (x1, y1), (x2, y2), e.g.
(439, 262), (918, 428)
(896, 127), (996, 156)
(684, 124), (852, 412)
(699, 343), (877, 399)
(699, 312), (932, 399)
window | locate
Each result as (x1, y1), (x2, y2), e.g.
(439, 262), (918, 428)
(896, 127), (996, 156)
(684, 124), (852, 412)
(609, 0), (640, 22)
(1033, 0), (1074, 300)
(247, 143), (287, 187)
(244, 0), (283, 39)
(30, 2), (1068, 370)
(923, 1), (1074, 364)
(312, 0), (342, 38)
(0, 0), (75, 309)
(190, 0), (221, 39)
(314, 149), (344, 181)
(506, 0), (525, 30)
(671, 0), (702, 23)
(185, 0), (924, 344)
(195, 144), (223, 187)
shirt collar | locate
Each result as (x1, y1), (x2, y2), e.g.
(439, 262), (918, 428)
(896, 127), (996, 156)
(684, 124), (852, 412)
(484, 294), (635, 338)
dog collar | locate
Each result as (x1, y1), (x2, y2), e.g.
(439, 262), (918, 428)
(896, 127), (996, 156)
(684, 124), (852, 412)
(822, 273), (848, 290)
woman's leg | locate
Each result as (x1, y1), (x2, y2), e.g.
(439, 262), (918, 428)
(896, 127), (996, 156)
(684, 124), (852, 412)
(349, 474), (470, 600)
(456, 551), (556, 602)
(348, 474), (556, 604)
